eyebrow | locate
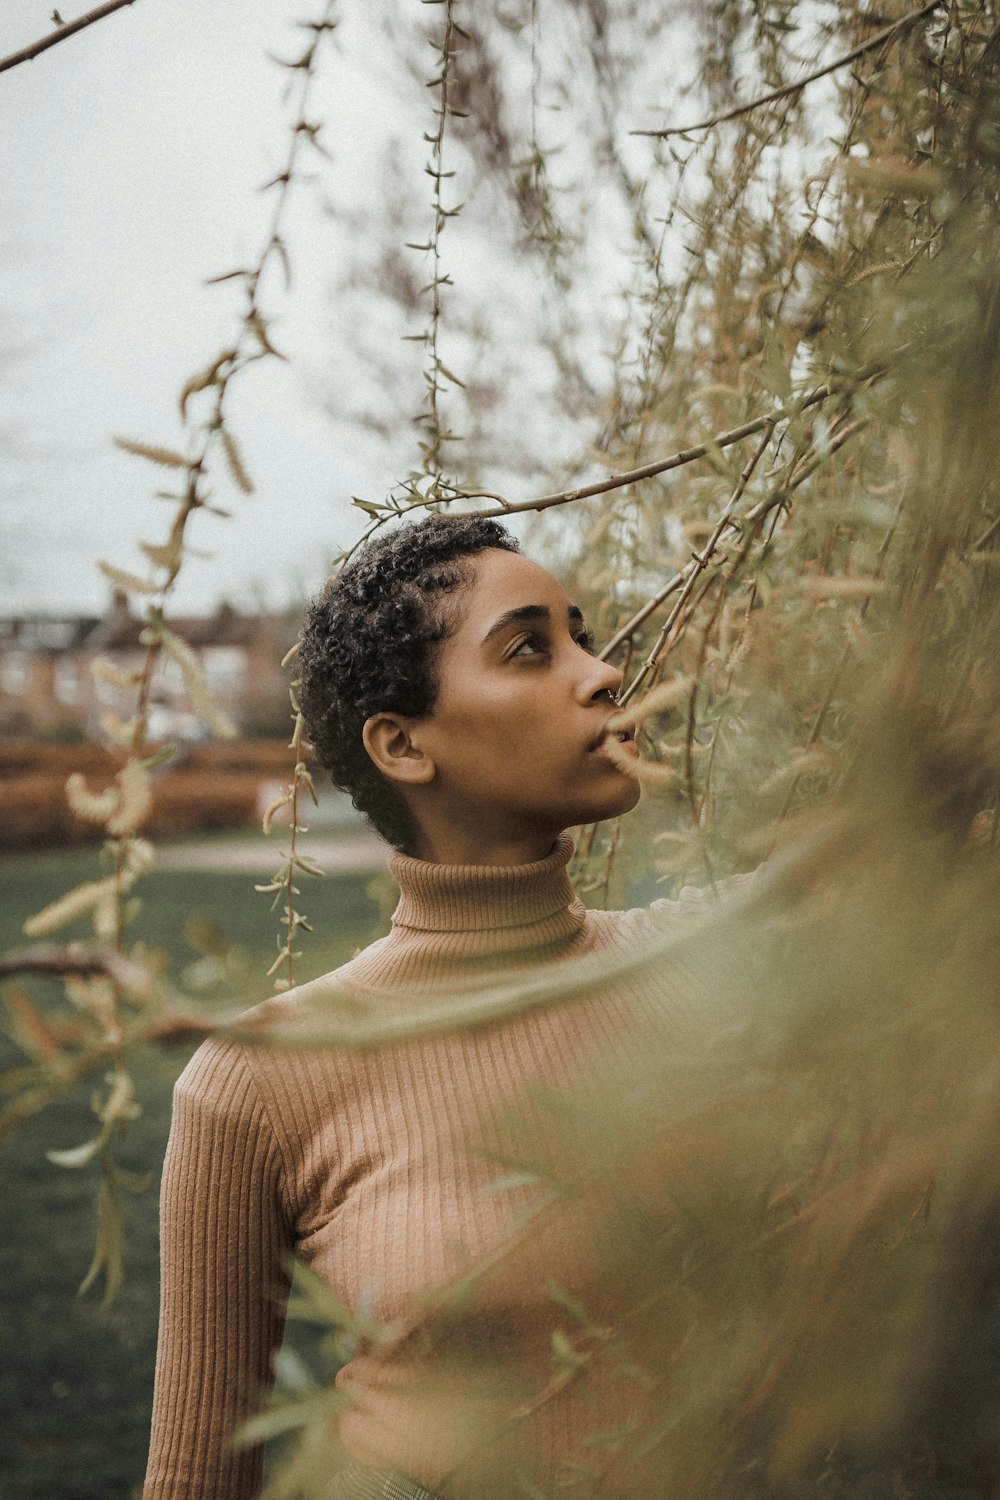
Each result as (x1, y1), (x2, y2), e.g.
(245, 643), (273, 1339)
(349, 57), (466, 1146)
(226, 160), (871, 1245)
(481, 602), (585, 645)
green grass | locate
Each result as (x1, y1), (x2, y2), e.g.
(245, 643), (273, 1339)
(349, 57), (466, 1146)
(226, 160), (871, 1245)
(0, 846), (383, 1500)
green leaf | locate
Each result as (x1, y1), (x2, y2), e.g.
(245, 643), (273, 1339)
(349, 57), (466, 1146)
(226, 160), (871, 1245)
(220, 427), (255, 495)
(436, 359), (466, 388)
(547, 1278), (604, 1334)
(111, 1165), (153, 1195)
(78, 1175), (125, 1307)
(113, 437), (191, 470)
(204, 269), (249, 285)
(139, 743), (178, 770)
(701, 436), (736, 480)
(551, 1328), (583, 1367)
(484, 1170), (541, 1193)
(273, 1347), (316, 1397)
(47, 1136), (102, 1169)
(760, 333), (793, 403)
(235, 1392), (334, 1446)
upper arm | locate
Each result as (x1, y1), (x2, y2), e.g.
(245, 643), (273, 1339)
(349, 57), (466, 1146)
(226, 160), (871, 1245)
(143, 1041), (295, 1500)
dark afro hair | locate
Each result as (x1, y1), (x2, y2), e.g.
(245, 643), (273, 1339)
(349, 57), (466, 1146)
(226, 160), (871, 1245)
(298, 515), (519, 849)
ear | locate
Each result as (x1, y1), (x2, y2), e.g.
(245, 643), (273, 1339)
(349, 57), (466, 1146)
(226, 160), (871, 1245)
(362, 713), (436, 787)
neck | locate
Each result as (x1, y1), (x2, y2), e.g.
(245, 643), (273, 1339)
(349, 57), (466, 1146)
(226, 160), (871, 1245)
(408, 823), (562, 868)
(386, 830), (586, 965)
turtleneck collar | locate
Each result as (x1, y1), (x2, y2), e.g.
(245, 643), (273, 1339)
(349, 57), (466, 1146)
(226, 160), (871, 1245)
(387, 831), (586, 962)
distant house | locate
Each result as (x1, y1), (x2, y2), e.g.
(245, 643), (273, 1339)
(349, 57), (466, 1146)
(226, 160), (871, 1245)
(0, 613), (102, 737)
(0, 594), (296, 740)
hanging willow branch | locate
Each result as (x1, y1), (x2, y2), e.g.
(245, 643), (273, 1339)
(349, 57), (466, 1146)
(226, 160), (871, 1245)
(4, 0), (339, 1303)
(354, 345), (904, 545)
(334, 348), (903, 589)
(631, 0), (945, 139)
(616, 420), (777, 705)
(408, 0), (463, 492)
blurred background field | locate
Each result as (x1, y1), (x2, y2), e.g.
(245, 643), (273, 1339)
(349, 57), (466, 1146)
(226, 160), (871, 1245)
(0, 839), (385, 1500)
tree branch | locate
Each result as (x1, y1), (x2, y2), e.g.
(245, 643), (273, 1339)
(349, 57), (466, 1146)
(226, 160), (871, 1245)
(631, 0), (944, 140)
(456, 384), (834, 519)
(0, 941), (154, 995)
(616, 420), (777, 705)
(0, 0), (137, 78)
(340, 345), (906, 571)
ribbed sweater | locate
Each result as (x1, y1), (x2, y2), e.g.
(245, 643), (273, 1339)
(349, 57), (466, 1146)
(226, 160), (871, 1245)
(143, 835), (731, 1500)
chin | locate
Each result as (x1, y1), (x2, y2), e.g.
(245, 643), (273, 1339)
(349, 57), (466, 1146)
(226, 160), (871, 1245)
(572, 780), (642, 826)
(610, 780), (642, 817)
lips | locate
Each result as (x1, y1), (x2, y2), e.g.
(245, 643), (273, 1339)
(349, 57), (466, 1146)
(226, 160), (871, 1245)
(589, 717), (638, 754)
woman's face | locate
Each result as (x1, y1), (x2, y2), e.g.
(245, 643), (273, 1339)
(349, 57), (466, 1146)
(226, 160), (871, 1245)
(406, 548), (640, 860)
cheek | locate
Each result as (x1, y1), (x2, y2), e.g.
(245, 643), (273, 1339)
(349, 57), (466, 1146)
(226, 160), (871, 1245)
(447, 692), (543, 748)
(441, 703), (562, 788)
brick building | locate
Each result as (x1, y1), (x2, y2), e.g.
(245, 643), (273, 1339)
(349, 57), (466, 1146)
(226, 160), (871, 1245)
(0, 595), (295, 740)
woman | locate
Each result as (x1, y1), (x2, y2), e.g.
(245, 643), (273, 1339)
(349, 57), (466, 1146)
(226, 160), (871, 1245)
(143, 516), (728, 1500)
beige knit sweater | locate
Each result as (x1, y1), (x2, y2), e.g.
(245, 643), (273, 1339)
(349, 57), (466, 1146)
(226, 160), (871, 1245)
(143, 835), (731, 1500)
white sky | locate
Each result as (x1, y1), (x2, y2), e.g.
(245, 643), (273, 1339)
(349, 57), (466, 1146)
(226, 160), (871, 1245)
(0, 0), (407, 617)
(0, 2), (775, 622)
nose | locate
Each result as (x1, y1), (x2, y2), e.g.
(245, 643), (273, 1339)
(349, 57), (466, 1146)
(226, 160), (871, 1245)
(575, 649), (622, 705)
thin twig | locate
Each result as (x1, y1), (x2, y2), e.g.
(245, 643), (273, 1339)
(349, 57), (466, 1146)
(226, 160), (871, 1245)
(972, 511), (1000, 552)
(681, 576), (722, 827)
(0, 0), (137, 78)
(768, 40), (883, 339)
(460, 389), (830, 520)
(336, 390), (816, 573)
(599, 572), (686, 661)
(777, 495), (904, 821)
(777, 415), (871, 497)
(427, 344), (904, 525)
(413, 0), (459, 491)
(618, 421), (777, 707)
(632, 1), (944, 139)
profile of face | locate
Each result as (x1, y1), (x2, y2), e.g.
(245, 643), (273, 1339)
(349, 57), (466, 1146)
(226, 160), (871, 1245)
(363, 548), (641, 864)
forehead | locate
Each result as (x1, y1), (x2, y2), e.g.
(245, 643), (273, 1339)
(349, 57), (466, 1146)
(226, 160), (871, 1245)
(457, 549), (571, 632)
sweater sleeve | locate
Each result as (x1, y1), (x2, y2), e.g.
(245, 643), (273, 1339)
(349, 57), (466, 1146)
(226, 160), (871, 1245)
(143, 1038), (295, 1500)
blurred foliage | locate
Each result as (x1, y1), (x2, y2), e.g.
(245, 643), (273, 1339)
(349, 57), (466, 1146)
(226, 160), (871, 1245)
(4, 0), (1000, 1496)
(257, 1), (1000, 1495)
(327, 0), (1000, 902)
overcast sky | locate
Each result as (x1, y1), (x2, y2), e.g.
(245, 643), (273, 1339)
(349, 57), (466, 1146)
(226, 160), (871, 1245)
(0, 1), (409, 617)
(1, 2), (723, 623)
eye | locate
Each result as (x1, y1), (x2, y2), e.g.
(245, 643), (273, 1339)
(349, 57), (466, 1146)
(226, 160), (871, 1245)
(574, 629), (596, 654)
(509, 633), (548, 658)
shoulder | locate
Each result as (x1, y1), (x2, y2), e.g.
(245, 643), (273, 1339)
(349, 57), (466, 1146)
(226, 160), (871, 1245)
(173, 1032), (257, 1112)
(174, 937), (393, 1126)
(194, 930), (392, 1052)
(169, 1035), (289, 1175)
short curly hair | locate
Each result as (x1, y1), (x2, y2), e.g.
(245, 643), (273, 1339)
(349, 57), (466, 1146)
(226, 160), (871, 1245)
(298, 515), (519, 848)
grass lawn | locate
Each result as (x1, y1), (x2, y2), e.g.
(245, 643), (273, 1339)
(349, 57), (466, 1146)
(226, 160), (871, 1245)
(0, 844), (384, 1500)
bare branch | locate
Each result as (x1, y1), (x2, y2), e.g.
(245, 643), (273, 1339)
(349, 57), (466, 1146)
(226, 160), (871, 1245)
(0, 941), (153, 995)
(456, 384), (835, 519)
(598, 572), (686, 662)
(0, 0), (137, 78)
(334, 346), (905, 583)
(631, 1), (944, 140)
(617, 421), (777, 706)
